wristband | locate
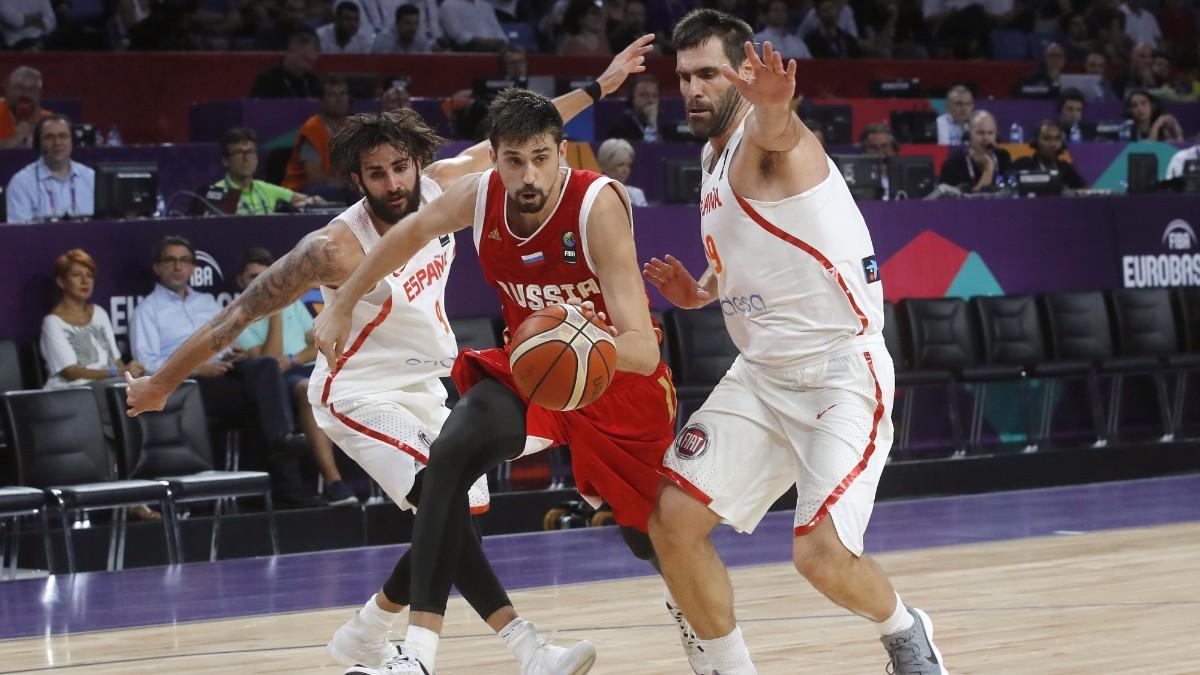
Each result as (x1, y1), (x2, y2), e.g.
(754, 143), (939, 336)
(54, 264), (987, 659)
(109, 366), (117, 377)
(582, 80), (603, 102)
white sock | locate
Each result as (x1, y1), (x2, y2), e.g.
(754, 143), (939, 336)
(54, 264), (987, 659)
(358, 594), (399, 636)
(404, 625), (440, 671)
(699, 625), (756, 674)
(876, 593), (914, 636)
(499, 617), (540, 668)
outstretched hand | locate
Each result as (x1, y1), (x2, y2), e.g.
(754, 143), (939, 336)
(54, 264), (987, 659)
(643, 255), (714, 310)
(125, 372), (168, 417)
(719, 40), (797, 109)
(598, 34), (656, 97)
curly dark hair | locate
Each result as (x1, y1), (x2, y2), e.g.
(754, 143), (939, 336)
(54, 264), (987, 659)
(330, 109), (445, 177)
(487, 88), (564, 149)
(671, 8), (754, 69)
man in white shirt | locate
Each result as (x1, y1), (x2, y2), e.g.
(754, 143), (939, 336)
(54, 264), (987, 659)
(5, 114), (95, 223)
(0, 0), (55, 49)
(344, 0), (402, 36)
(1120, 0), (1162, 48)
(440, 0), (508, 52)
(936, 84), (973, 145)
(755, 0), (812, 60)
(1165, 144), (1200, 180)
(371, 4), (433, 53)
(317, 1), (374, 54)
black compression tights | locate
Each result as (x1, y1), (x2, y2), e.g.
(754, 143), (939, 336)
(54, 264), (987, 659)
(407, 378), (528, 616)
(380, 473), (511, 622)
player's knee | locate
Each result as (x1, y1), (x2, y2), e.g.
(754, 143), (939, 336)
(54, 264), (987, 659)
(792, 523), (852, 584)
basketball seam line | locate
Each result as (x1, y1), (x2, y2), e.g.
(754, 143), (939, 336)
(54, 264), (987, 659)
(528, 314), (593, 410)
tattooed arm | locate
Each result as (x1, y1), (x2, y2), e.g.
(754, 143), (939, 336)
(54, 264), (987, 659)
(126, 223), (362, 416)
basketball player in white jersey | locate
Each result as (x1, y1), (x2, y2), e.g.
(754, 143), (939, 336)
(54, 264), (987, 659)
(124, 36), (655, 675)
(640, 10), (948, 675)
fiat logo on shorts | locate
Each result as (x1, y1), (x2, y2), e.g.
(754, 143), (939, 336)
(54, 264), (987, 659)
(675, 424), (710, 460)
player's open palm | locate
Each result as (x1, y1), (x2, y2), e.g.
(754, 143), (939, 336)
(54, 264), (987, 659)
(720, 40), (797, 109)
(643, 255), (714, 310)
(598, 33), (656, 96)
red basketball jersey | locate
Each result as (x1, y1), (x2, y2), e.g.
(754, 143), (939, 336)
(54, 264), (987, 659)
(472, 168), (627, 341)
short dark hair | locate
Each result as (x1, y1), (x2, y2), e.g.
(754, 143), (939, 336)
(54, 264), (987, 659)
(319, 74), (348, 97)
(330, 109), (445, 177)
(671, 8), (754, 69)
(487, 88), (564, 149)
(240, 246), (275, 271)
(287, 29), (318, 49)
(335, 1), (358, 16)
(1057, 87), (1085, 112)
(220, 127), (258, 157)
(153, 235), (195, 263)
(33, 113), (71, 152)
(860, 123), (893, 142)
(395, 4), (419, 20)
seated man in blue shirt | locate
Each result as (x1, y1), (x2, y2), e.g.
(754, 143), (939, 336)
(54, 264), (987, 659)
(5, 113), (95, 223)
(131, 235), (323, 508)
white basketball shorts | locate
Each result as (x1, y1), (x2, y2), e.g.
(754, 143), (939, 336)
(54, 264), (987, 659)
(314, 378), (490, 514)
(661, 344), (894, 556)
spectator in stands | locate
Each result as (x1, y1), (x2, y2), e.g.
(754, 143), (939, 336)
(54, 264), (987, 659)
(939, 110), (1012, 193)
(317, 1), (373, 53)
(861, 123), (898, 159)
(937, 84), (973, 145)
(209, 127), (322, 215)
(41, 248), (145, 391)
(283, 75), (350, 194)
(0, 66), (49, 149)
(0, 0), (55, 50)
(1057, 88), (1097, 141)
(597, 138), (648, 207)
(380, 83), (411, 112)
(1119, 0), (1161, 48)
(5, 114), (94, 223)
(798, 0), (858, 42)
(43, 0), (104, 51)
(346, 0), (403, 38)
(439, 0), (507, 52)
(1018, 42), (1067, 93)
(804, 117), (827, 147)
(558, 0), (611, 56)
(805, 0), (862, 58)
(1114, 42), (1163, 98)
(1013, 120), (1086, 189)
(128, 0), (202, 51)
(609, 0), (649, 53)
(132, 235), (323, 508)
(1060, 12), (1093, 63)
(234, 248), (356, 506)
(1094, 6), (1133, 70)
(1165, 140), (1200, 179)
(1084, 50), (1119, 100)
(600, 74), (686, 142)
(500, 43), (527, 79)
(254, 0), (314, 49)
(924, 0), (1009, 60)
(1124, 89), (1184, 141)
(370, 4), (432, 53)
(1155, 52), (1200, 103)
(112, 0), (153, 48)
(756, 0), (812, 60)
(251, 29), (321, 98)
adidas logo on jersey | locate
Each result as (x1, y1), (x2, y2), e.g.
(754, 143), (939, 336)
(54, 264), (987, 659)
(496, 278), (602, 311)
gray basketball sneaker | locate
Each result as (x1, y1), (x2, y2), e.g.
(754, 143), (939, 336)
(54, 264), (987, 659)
(880, 606), (948, 675)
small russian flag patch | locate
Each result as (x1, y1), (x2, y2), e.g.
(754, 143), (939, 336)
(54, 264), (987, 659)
(521, 251), (545, 265)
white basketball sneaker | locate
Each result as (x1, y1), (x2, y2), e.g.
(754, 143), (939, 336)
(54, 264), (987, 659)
(665, 596), (714, 674)
(343, 649), (431, 675)
(327, 605), (400, 668)
(520, 622), (596, 675)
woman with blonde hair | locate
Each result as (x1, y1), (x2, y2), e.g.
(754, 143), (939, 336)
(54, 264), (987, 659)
(596, 137), (649, 206)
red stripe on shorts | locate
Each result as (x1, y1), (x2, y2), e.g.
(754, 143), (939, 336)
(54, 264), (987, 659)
(328, 403), (427, 465)
(658, 466), (713, 505)
(794, 352), (884, 537)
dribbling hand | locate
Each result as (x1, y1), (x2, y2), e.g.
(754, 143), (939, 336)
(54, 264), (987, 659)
(643, 255), (714, 310)
(565, 299), (618, 337)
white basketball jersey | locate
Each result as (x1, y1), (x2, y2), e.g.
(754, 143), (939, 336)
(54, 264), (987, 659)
(309, 175), (458, 406)
(699, 116), (885, 369)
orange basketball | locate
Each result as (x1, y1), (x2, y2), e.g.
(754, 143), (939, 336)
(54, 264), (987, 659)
(509, 304), (617, 411)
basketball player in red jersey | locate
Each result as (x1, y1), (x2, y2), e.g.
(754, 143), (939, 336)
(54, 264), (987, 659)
(316, 88), (708, 674)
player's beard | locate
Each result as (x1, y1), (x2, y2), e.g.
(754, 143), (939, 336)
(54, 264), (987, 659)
(365, 177), (421, 224)
(686, 86), (745, 139)
(513, 184), (549, 214)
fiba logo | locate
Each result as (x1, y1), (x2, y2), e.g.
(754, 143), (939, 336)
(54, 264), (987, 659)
(190, 250), (224, 289)
(1162, 220), (1196, 251)
(674, 423), (710, 460)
